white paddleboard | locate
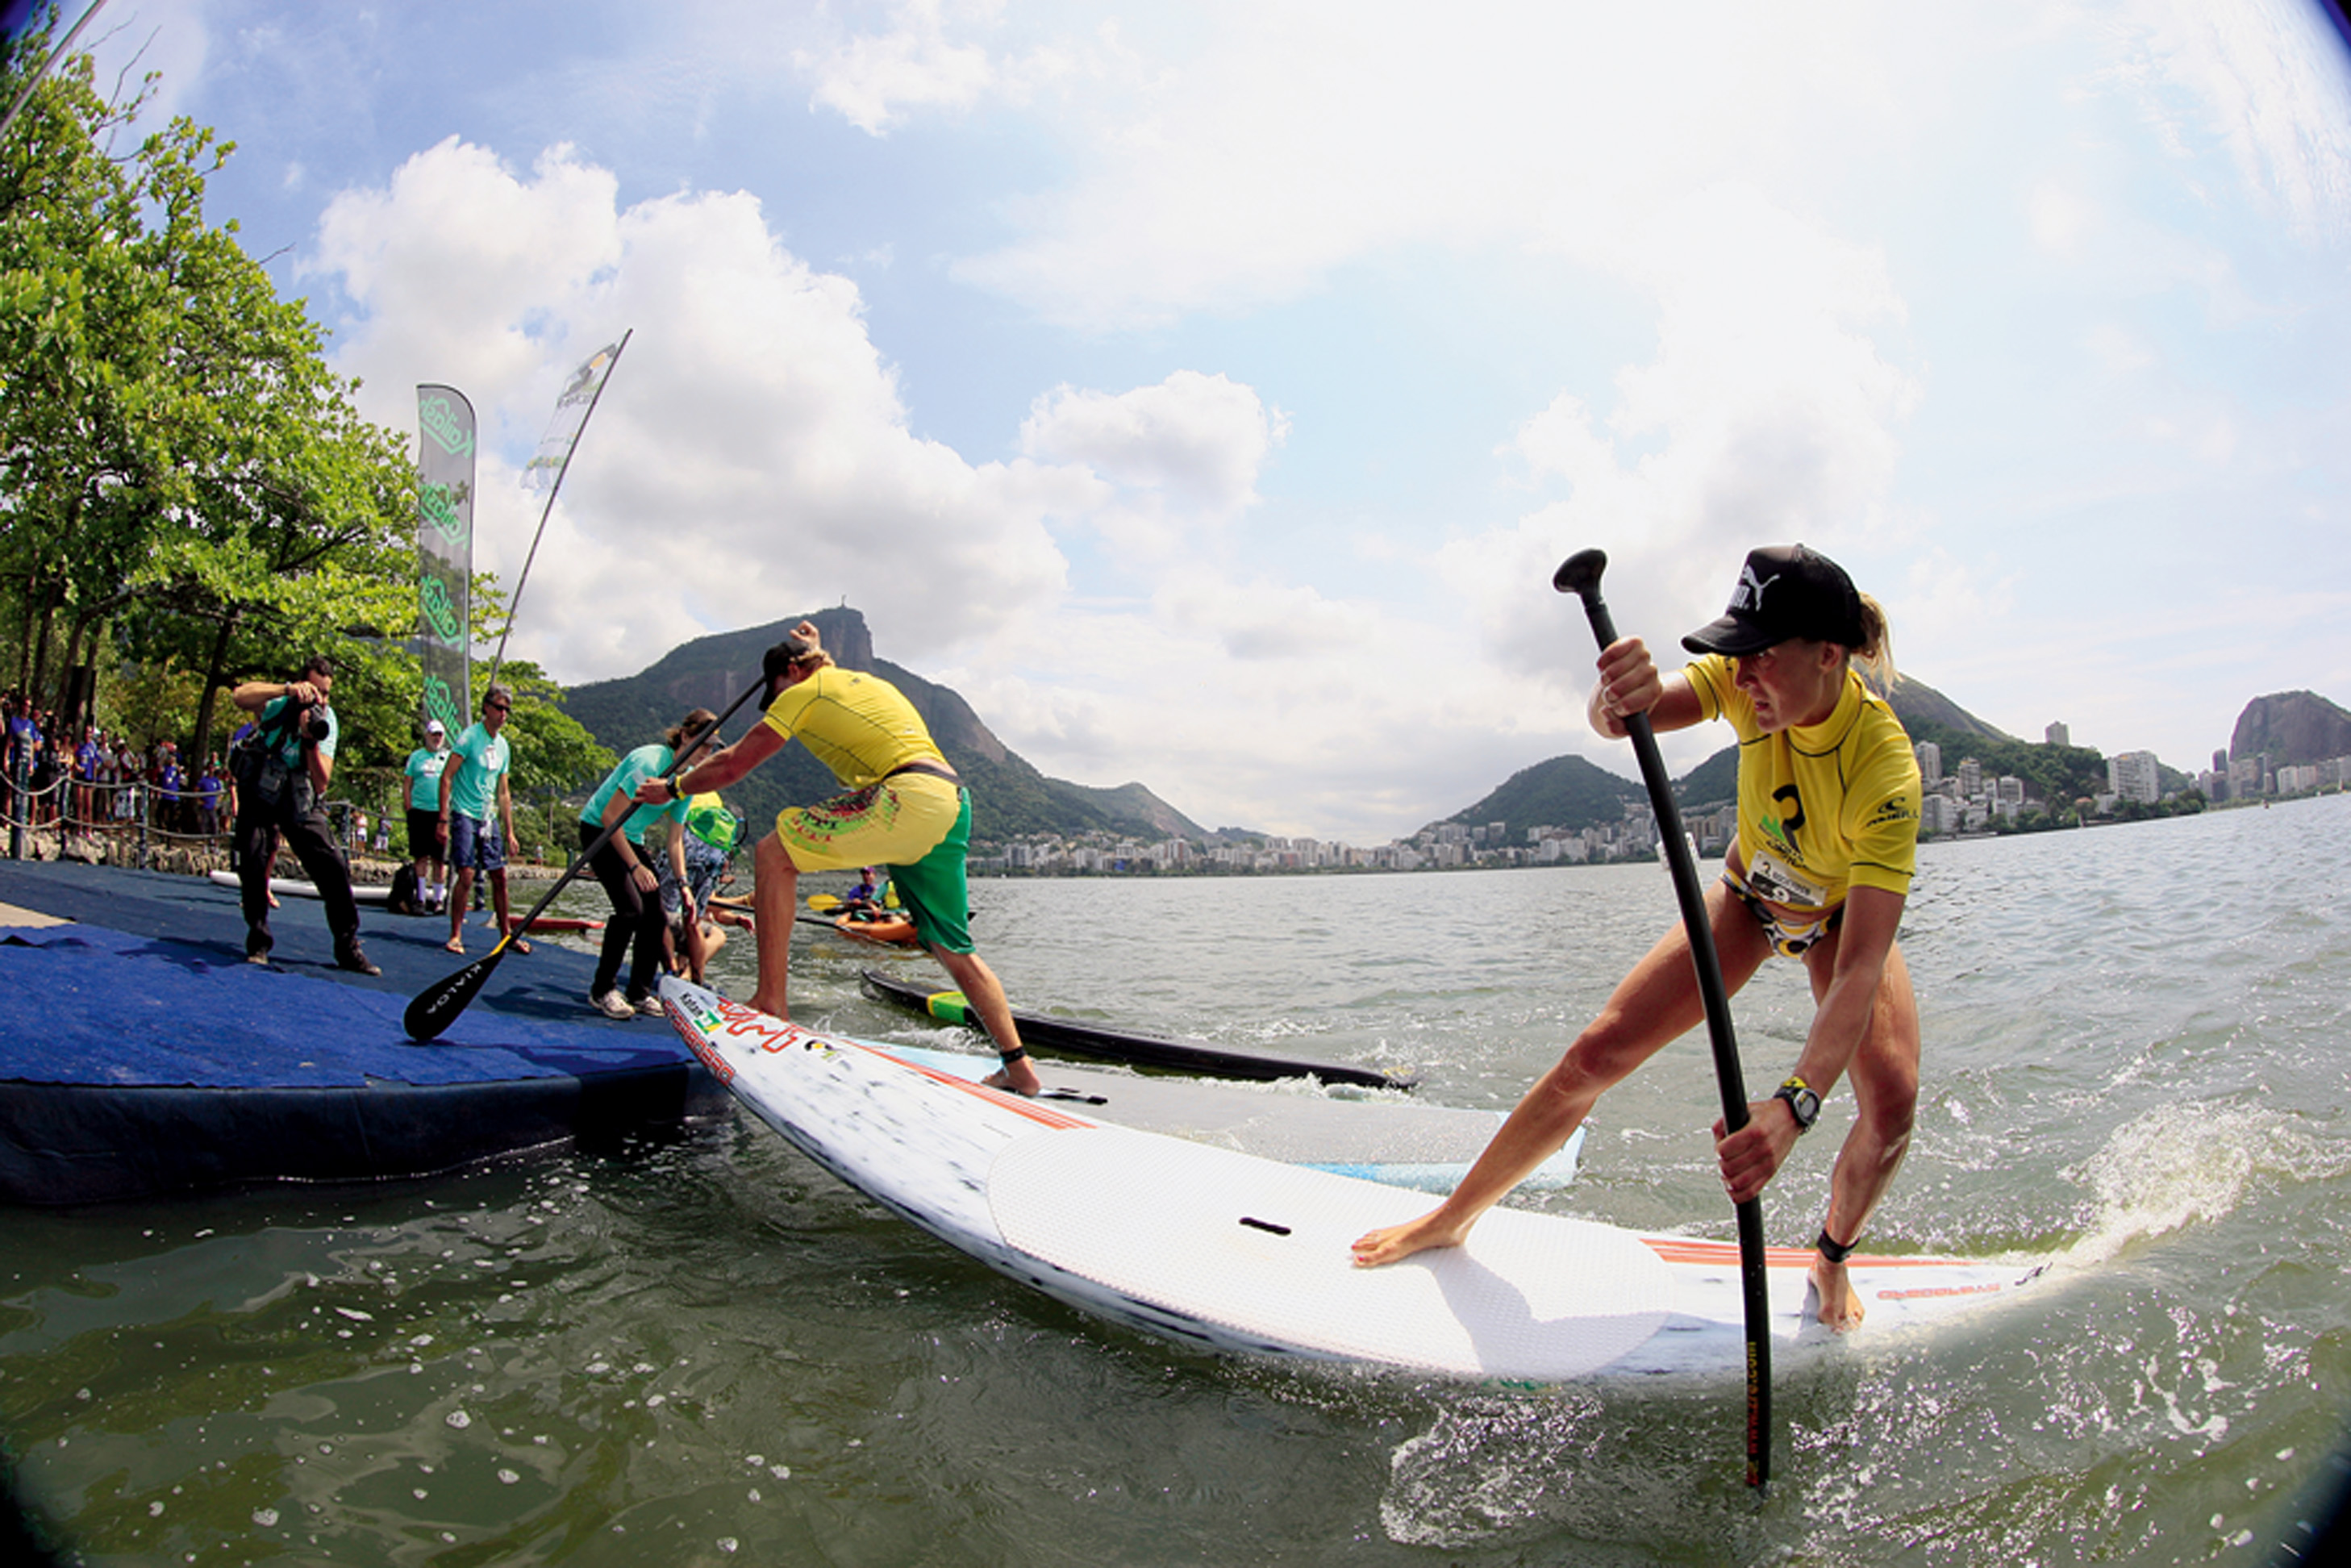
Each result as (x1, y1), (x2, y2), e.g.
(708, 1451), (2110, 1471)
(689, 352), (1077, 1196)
(873, 1040), (1582, 1192)
(208, 869), (392, 905)
(662, 977), (2045, 1381)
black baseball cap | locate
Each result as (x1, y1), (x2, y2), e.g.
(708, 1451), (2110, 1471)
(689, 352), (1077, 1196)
(1682, 544), (1865, 656)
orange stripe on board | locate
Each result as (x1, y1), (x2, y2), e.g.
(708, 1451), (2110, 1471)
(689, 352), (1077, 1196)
(702, 995), (1093, 1131)
(837, 1037), (1096, 1130)
(1640, 1237), (1957, 1269)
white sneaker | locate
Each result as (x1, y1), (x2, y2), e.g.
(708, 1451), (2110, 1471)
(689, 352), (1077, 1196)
(590, 989), (634, 1020)
(631, 992), (664, 1016)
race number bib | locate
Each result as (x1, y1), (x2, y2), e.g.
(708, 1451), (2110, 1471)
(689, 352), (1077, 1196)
(1744, 846), (1828, 911)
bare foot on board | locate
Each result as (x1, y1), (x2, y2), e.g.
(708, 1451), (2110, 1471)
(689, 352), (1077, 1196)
(1810, 1255), (1865, 1332)
(982, 1059), (1042, 1097)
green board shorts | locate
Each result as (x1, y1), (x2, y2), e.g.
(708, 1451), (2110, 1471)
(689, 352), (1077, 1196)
(885, 789), (975, 955)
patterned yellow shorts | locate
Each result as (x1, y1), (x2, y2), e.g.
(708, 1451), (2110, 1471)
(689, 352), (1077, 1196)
(773, 772), (961, 874)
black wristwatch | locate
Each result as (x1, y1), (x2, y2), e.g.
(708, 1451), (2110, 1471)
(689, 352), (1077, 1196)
(1773, 1075), (1821, 1134)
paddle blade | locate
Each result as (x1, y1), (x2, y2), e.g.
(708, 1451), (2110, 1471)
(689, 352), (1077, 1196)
(403, 940), (509, 1040)
(807, 895), (841, 911)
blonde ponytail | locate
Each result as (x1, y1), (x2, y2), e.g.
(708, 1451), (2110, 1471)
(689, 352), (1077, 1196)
(1850, 593), (1898, 694)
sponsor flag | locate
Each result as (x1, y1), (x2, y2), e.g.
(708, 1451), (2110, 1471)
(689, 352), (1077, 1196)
(522, 338), (626, 492)
(414, 385), (477, 735)
(492, 330), (631, 686)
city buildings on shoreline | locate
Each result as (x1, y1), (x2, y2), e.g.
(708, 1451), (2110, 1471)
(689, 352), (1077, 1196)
(973, 732), (2351, 878)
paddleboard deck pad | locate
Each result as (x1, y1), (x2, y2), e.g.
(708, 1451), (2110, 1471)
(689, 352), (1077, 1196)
(870, 1040), (1580, 1191)
(860, 966), (1419, 1091)
(664, 977), (2045, 1381)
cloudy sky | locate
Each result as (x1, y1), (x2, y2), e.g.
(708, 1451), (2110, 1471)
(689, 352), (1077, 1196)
(65, 0), (2351, 840)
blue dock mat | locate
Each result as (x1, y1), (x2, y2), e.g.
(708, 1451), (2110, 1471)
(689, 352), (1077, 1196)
(0, 859), (725, 1205)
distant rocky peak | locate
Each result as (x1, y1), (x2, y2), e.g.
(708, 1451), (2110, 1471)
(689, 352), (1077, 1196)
(2230, 690), (2351, 767)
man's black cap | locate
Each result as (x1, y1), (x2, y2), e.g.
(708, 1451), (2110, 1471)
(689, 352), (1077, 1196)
(1682, 544), (1865, 657)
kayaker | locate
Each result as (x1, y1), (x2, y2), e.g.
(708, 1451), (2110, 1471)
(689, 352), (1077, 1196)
(1352, 544), (1924, 1332)
(578, 709), (711, 1019)
(632, 623), (1042, 1095)
(843, 865), (882, 916)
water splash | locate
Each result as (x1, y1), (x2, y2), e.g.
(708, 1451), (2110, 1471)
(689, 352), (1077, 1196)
(1380, 1395), (1605, 1548)
(2052, 1102), (2351, 1270)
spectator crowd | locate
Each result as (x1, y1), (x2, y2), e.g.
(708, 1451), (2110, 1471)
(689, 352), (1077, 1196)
(2, 691), (237, 844)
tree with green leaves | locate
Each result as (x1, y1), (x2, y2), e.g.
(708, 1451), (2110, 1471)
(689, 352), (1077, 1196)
(2, 25), (615, 840)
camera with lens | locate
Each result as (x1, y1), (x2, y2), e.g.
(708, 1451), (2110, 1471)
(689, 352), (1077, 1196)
(295, 703), (332, 745)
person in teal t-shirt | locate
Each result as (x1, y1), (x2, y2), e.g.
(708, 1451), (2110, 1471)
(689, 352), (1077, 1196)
(403, 718), (452, 912)
(437, 686), (521, 955)
(576, 707), (711, 1018)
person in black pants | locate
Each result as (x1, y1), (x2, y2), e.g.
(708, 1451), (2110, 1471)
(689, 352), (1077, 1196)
(576, 707), (713, 1018)
(228, 657), (379, 974)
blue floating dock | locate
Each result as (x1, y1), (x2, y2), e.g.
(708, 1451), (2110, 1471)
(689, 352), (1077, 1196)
(0, 859), (724, 1206)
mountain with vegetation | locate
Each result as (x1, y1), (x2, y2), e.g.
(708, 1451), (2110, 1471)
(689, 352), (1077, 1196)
(1442, 674), (2024, 842)
(1440, 754), (1648, 843)
(1890, 676), (2014, 742)
(558, 608), (1207, 845)
(2229, 690), (2351, 766)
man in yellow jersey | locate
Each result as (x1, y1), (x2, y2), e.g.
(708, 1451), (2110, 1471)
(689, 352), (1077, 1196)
(634, 623), (1041, 1095)
(1353, 545), (1923, 1331)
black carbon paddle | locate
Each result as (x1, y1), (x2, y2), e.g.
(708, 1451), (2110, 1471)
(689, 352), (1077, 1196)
(1553, 547), (1774, 1492)
(402, 675), (766, 1041)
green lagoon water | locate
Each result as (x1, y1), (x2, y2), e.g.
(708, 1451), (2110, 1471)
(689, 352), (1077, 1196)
(4, 794), (2348, 1564)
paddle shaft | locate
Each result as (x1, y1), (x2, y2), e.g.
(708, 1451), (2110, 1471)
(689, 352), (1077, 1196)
(402, 673), (768, 1040)
(1557, 549), (1774, 1492)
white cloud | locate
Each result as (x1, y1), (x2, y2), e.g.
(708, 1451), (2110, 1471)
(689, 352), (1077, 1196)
(1017, 371), (1287, 561)
(1437, 187), (1922, 753)
(2029, 179), (2099, 256)
(311, 137), (1075, 681)
(790, 0), (1091, 135)
(796, 0), (1001, 134)
(2107, 0), (2351, 241)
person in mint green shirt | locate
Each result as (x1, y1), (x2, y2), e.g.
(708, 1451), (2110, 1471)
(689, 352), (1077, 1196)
(402, 718), (452, 912)
(437, 686), (521, 955)
(658, 792), (745, 983)
(576, 707), (711, 1018)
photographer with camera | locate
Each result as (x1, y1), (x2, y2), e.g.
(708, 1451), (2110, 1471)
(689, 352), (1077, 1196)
(227, 655), (380, 975)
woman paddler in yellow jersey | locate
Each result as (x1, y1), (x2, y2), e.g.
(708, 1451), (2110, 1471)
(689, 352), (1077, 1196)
(632, 622), (1044, 1097)
(1353, 544), (1924, 1332)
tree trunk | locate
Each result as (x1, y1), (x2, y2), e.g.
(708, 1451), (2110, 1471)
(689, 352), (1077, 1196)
(190, 608), (241, 762)
(15, 565), (43, 694)
(27, 572), (60, 713)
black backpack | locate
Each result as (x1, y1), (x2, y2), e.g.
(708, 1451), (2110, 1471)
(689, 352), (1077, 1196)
(227, 706), (309, 814)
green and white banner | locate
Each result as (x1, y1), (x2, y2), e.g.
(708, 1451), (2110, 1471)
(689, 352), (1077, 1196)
(414, 383), (477, 736)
